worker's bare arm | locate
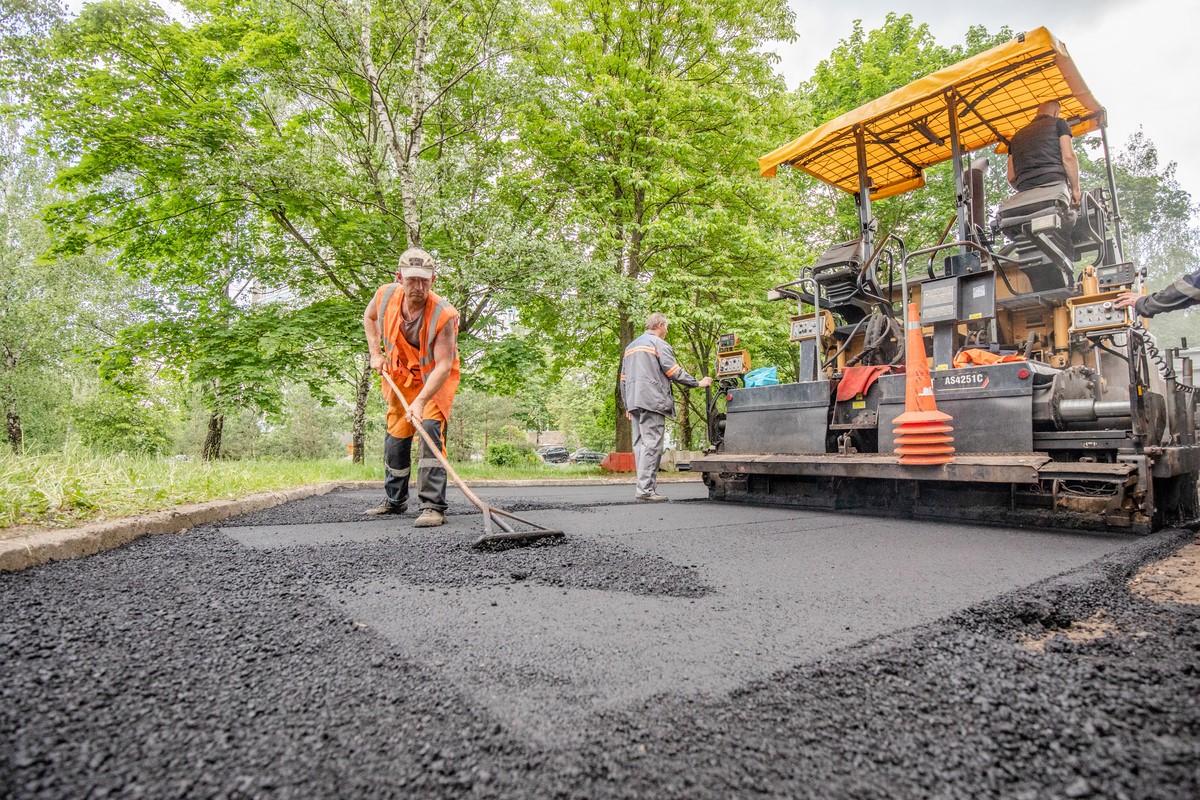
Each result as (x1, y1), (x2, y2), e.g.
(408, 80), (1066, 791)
(1060, 135), (1081, 205)
(363, 294), (387, 373)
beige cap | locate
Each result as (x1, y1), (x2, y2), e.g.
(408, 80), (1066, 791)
(397, 247), (435, 279)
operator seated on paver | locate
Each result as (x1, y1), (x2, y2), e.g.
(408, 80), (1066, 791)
(620, 313), (712, 503)
(1115, 267), (1200, 317)
(1007, 99), (1081, 206)
(362, 248), (461, 528)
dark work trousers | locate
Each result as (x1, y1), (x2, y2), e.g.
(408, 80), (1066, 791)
(383, 418), (449, 512)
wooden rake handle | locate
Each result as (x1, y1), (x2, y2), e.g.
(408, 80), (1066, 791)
(379, 369), (506, 535)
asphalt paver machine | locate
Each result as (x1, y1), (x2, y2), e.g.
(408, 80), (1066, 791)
(693, 28), (1199, 533)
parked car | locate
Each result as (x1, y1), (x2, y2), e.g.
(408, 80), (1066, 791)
(537, 446), (570, 464)
(569, 448), (605, 465)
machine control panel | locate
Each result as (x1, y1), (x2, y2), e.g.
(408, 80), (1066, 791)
(715, 350), (751, 377)
(1067, 290), (1133, 333)
(716, 332), (750, 377)
(1095, 262), (1136, 290)
(919, 273), (996, 324)
(920, 279), (959, 324)
(789, 310), (834, 342)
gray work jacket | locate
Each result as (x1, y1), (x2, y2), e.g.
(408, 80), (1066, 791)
(620, 332), (702, 417)
(1134, 267), (1200, 317)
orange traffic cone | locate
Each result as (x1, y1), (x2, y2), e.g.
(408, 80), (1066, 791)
(893, 303), (955, 465)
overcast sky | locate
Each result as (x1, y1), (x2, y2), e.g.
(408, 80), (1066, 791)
(774, 0), (1200, 198)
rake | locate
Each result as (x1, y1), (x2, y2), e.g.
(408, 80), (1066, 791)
(381, 370), (566, 548)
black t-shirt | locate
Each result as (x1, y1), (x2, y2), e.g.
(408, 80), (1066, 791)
(1009, 115), (1072, 191)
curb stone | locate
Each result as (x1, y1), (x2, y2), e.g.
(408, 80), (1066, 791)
(0, 474), (704, 573)
(0, 481), (347, 573)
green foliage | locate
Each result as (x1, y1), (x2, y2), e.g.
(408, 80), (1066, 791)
(446, 389), (524, 461)
(467, 334), (547, 397)
(517, 0), (801, 447)
(5, 3), (1197, 470)
(1075, 131), (1200, 346)
(545, 370), (615, 451)
(0, 102), (129, 452)
(258, 384), (343, 461)
(71, 387), (175, 454)
(485, 440), (537, 468)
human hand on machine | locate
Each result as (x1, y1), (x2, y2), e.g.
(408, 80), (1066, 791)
(1113, 292), (1141, 312)
(698, 376), (713, 388)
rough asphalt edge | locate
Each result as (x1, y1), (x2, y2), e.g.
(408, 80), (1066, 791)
(797, 524), (1198, 674)
(0, 476), (699, 573)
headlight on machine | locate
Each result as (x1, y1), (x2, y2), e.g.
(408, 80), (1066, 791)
(1030, 213), (1058, 232)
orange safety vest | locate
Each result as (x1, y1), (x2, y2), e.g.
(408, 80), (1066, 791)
(375, 284), (461, 418)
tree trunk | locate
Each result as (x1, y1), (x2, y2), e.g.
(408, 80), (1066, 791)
(614, 305), (635, 451)
(678, 386), (693, 450)
(202, 411), (224, 461)
(352, 352), (371, 464)
(6, 401), (22, 454)
(358, 8), (427, 247)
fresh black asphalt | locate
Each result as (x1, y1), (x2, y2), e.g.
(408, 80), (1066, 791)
(1, 484), (1197, 799)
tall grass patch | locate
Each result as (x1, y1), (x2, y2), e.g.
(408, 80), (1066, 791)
(0, 447), (381, 529)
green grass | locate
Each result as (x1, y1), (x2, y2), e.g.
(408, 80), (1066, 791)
(453, 462), (607, 481)
(0, 448), (610, 530)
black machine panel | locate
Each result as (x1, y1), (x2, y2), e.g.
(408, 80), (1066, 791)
(723, 382), (830, 454)
(920, 273), (996, 324)
(877, 362), (1036, 453)
(1095, 262), (1136, 290)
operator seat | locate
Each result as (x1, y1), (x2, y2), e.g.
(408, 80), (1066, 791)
(811, 239), (876, 325)
(996, 183), (1077, 291)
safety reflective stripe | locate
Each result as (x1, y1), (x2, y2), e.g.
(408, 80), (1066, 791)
(624, 345), (658, 356)
(417, 457), (445, 470)
(620, 373), (626, 381)
(420, 301), (450, 368)
(665, 364), (681, 377)
(378, 283), (400, 356)
(1178, 277), (1200, 300)
(385, 465), (411, 479)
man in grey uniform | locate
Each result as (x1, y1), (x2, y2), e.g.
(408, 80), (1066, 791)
(620, 313), (712, 502)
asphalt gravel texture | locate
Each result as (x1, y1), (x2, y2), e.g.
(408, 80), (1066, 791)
(1, 484), (1197, 799)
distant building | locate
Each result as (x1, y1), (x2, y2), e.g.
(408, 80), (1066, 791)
(528, 430), (566, 447)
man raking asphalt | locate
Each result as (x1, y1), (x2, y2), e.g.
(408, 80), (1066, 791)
(379, 369), (564, 548)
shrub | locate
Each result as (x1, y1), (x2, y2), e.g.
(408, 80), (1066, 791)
(486, 441), (537, 467)
(72, 390), (174, 455)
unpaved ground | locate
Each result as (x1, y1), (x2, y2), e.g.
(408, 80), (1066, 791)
(0, 486), (1197, 799)
(1019, 543), (1200, 654)
(1131, 540), (1200, 605)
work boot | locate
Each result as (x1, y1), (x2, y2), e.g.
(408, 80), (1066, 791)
(413, 509), (446, 528)
(635, 493), (669, 503)
(362, 501), (407, 516)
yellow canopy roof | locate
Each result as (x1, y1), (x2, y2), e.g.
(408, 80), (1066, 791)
(760, 27), (1104, 199)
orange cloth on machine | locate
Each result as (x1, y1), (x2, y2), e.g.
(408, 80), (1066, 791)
(835, 365), (893, 402)
(952, 349), (1028, 368)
